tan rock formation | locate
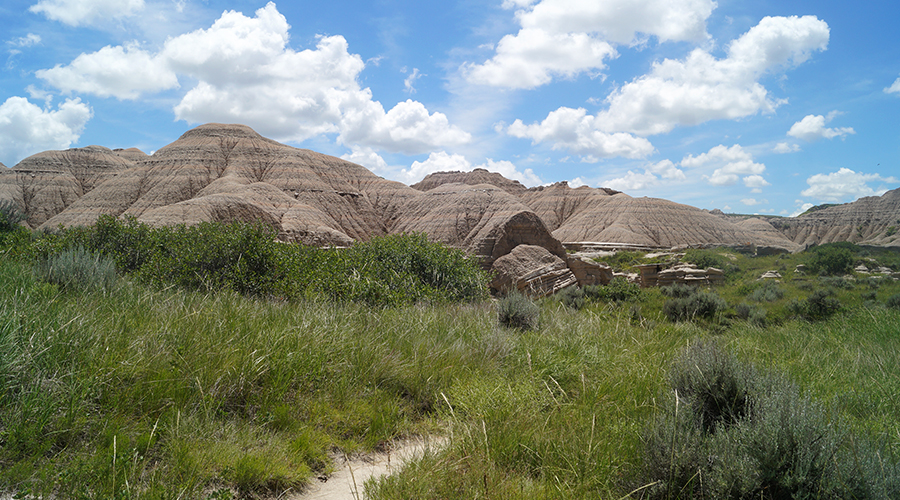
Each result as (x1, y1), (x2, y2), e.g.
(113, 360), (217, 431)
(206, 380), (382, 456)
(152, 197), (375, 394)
(565, 255), (613, 287)
(489, 244), (577, 297)
(0, 146), (134, 228)
(638, 263), (724, 288)
(411, 168), (528, 196)
(39, 124), (417, 246)
(771, 188), (900, 248)
(391, 183), (566, 267)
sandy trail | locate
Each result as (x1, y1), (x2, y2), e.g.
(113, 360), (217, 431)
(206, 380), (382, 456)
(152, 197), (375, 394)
(287, 436), (446, 500)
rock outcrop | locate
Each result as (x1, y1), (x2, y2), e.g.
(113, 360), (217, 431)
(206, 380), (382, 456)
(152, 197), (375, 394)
(4, 122), (896, 297)
(0, 146), (135, 228)
(391, 183), (566, 267)
(489, 244), (577, 297)
(770, 189), (900, 248)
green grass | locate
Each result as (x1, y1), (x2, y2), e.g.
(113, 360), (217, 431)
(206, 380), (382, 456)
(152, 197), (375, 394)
(2, 232), (900, 498)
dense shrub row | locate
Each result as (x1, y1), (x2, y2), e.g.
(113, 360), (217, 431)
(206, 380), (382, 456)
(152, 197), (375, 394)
(3, 215), (489, 306)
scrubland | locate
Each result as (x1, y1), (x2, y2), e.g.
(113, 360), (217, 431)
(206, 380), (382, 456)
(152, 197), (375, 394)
(1, 214), (900, 499)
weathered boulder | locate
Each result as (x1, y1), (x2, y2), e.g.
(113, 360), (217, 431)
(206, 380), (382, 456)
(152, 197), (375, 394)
(489, 244), (577, 297)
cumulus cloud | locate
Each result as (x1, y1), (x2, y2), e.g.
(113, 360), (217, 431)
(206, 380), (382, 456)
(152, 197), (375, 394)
(506, 106), (655, 159)
(604, 170), (660, 191)
(601, 159), (685, 192)
(801, 168), (899, 202)
(465, 0), (715, 89)
(398, 151), (542, 186)
(741, 198), (761, 206)
(464, 29), (617, 89)
(0, 96), (92, 166)
(596, 16), (830, 135)
(681, 144), (767, 187)
(885, 76), (900, 95)
(773, 142), (800, 154)
(29, 0), (145, 27)
(787, 113), (855, 141)
(37, 43), (177, 99)
(36, 2), (470, 155)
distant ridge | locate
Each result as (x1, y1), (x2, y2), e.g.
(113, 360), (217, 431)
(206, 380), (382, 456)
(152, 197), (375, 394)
(3, 123), (896, 259)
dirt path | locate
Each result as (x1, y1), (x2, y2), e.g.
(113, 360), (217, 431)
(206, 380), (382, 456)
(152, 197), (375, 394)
(287, 436), (446, 500)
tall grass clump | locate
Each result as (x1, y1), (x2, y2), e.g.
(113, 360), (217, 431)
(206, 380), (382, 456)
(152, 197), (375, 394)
(497, 291), (539, 330)
(35, 246), (118, 292)
(584, 276), (642, 303)
(639, 340), (900, 499)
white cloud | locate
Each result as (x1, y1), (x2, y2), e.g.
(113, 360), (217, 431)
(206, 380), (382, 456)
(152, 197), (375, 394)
(397, 151), (542, 186)
(743, 174), (770, 188)
(0, 96), (92, 166)
(568, 177), (586, 188)
(403, 68), (422, 94)
(604, 170), (660, 191)
(464, 28), (616, 89)
(29, 0), (145, 27)
(682, 144), (767, 187)
(801, 168), (899, 202)
(465, 0), (715, 89)
(790, 202), (815, 217)
(787, 113), (855, 141)
(9, 34), (42, 47)
(341, 147), (390, 174)
(646, 159), (686, 180)
(37, 43), (177, 99)
(773, 142), (800, 154)
(885, 76), (900, 95)
(597, 16), (829, 135)
(741, 198), (761, 206)
(507, 106), (655, 159)
(37, 3), (469, 155)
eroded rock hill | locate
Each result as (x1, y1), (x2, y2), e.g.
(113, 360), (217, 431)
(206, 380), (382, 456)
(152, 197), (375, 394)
(770, 189), (900, 248)
(4, 123), (896, 286)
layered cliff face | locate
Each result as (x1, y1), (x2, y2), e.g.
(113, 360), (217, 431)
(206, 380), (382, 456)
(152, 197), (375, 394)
(0, 146), (136, 228)
(770, 189), (900, 248)
(35, 124), (418, 246)
(415, 172), (804, 253)
(3, 122), (895, 264)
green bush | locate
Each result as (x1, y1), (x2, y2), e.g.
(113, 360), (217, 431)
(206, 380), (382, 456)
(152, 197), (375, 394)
(35, 246), (118, 292)
(19, 217), (489, 306)
(0, 200), (25, 231)
(683, 248), (729, 270)
(790, 289), (842, 320)
(819, 275), (854, 289)
(584, 276), (642, 302)
(887, 293), (900, 310)
(497, 291), (539, 330)
(663, 289), (727, 322)
(640, 341), (900, 499)
(556, 285), (585, 310)
(806, 243), (855, 276)
(748, 281), (784, 302)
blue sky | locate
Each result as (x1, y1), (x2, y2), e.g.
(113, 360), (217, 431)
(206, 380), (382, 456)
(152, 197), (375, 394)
(2, 0), (899, 216)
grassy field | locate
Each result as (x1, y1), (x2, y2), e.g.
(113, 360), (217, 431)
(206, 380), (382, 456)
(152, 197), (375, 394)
(2, 221), (900, 498)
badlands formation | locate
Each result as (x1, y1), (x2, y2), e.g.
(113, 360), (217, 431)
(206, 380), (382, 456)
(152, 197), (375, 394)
(2, 123), (898, 295)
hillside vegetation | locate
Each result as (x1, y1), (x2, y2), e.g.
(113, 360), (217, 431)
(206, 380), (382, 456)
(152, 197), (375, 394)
(2, 217), (900, 499)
